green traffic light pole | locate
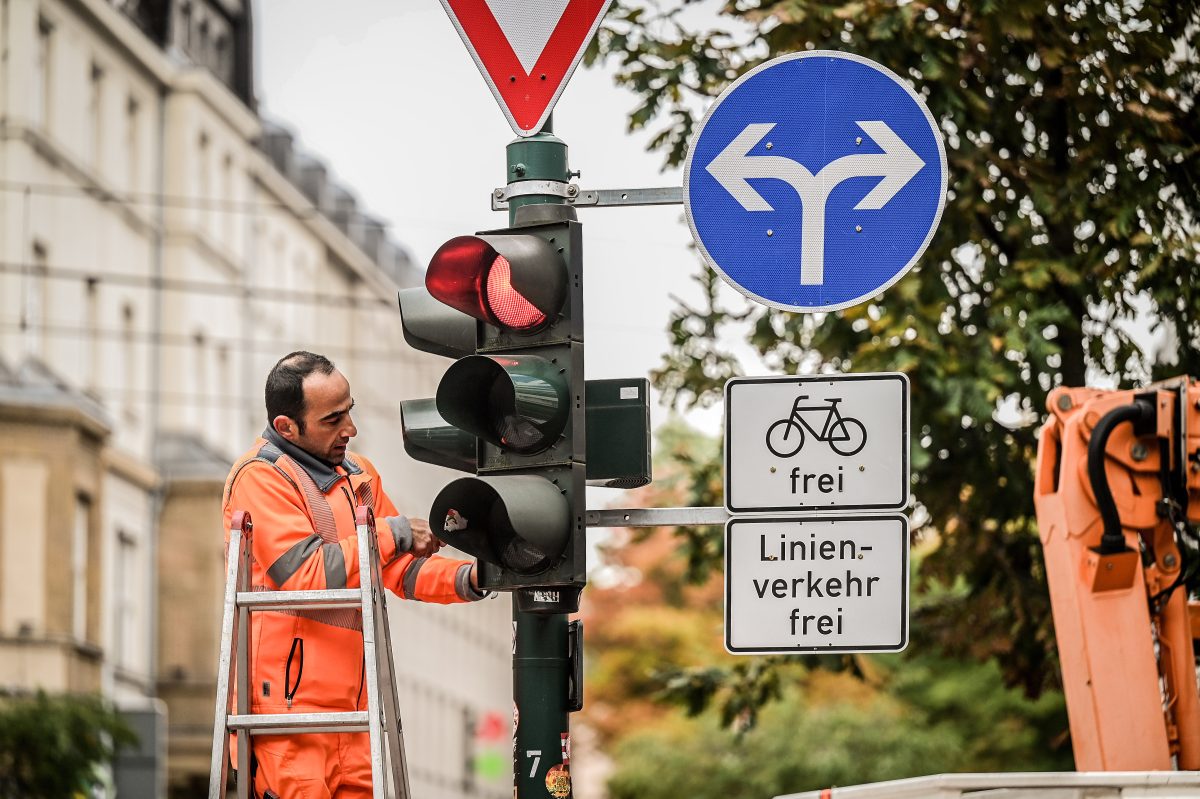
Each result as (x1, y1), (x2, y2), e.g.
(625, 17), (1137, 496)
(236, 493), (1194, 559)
(506, 118), (577, 799)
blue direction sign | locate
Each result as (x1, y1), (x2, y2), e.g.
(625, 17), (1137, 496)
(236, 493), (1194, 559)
(684, 51), (948, 312)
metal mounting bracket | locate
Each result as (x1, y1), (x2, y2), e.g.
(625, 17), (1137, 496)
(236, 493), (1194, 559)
(491, 185), (683, 211)
(585, 506), (730, 528)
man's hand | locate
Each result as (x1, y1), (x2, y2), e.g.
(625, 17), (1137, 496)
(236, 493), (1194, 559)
(408, 518), (445, 558)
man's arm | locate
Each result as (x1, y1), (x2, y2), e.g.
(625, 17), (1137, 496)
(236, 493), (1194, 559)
(365, 463), (486, 604)
(379, 515), (444, 559)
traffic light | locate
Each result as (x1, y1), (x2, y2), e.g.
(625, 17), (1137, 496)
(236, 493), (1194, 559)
(399, 215), (586, 613)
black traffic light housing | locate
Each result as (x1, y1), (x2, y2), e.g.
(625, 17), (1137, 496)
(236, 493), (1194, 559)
(399, 217), (652, 612)
(400, 217), (585, 612)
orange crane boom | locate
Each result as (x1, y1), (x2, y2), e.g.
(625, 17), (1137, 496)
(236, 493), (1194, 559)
(1034, 378), (1200, 770)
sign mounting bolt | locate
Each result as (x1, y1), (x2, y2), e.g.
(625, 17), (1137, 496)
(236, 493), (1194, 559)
(855, 225), (863, 232)
(767, 229), (774, 237)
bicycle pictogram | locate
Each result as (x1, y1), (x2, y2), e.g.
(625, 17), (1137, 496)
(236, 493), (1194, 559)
(765, 395), (868, 457)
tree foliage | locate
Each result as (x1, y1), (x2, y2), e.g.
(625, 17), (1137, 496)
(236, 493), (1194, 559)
(606, 662), (1070, 799)
(587, 0), (1200, 700)
(0, 690), (136, 799)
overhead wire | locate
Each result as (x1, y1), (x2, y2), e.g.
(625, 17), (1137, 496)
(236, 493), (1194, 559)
(69, 385), (404, 417)
(0, 260), (403, 309)
(0, 318), (420, 364)
(0, 178), (448, 228)
(0, 178), (694, 251)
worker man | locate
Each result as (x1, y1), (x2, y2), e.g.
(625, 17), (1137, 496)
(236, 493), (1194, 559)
(222, 350), (486, 797)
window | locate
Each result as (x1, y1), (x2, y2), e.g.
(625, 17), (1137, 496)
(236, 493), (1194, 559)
(291, 255), (307, 331)
(198, 18), (209, 62)
(197, 131), (211, 234)
(126, 96), (140, 193)
(180, 2), (192, 50)
(89, 62), (104, 168)
(214, 33), (232, 85)
(193, 330), (208, 430)
(24, 241), (48, 358)
(84, 277), (99, 392)
(221, 152), (234, 246)
(72, 495), (91, 642)
(113, 530), (137, 669)
(32, 17), (52, 129)
(216, 343), (231, 440)
(121, 303), (137, 418)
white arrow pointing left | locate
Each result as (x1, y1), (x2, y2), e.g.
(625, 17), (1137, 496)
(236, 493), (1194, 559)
(705, 121), (925, 285)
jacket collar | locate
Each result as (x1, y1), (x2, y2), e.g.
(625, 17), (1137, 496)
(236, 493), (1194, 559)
(262, 427), (362, 493)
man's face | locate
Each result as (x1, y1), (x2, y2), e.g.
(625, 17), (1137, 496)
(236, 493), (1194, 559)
(276, 369), (357, 464)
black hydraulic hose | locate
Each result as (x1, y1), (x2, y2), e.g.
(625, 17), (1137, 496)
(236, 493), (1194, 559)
(1088, 400), (1156, 555)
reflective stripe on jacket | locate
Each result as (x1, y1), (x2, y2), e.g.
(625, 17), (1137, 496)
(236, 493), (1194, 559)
(222, 430), (482, 715)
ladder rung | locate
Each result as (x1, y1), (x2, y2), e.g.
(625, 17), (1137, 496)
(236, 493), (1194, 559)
(237, 589), (362, 611)
(227, 711), (370, 735)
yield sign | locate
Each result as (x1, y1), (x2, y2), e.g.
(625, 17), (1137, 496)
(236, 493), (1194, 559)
(440, 0), (610, 137)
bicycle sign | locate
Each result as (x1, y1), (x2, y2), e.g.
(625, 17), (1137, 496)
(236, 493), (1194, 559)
(725, 373), (909, 513)
(765, 395), (868, 458)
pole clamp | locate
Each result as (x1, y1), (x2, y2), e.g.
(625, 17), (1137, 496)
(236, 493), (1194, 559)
(491, 181), (574, 210)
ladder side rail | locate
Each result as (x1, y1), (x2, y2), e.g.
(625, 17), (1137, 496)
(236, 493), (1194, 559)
(369, 511), (411, 798)
(355, 503), (412, 796)
(208, 511), (252, 799)
(355, 507), (392, 799)
(235, 514), (254, 799)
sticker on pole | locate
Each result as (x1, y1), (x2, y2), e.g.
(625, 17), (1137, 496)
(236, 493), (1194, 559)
(684, 51), (948, 312)
(725, 515), (910, 654)
(440, 0), (610, 136)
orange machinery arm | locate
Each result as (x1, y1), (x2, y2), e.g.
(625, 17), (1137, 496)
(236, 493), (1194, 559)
(1034, 378), (1200, 770)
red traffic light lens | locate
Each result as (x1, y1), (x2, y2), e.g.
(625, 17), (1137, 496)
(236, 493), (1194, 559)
(485, 256), (546, 330)
(426, 234), (564, 333)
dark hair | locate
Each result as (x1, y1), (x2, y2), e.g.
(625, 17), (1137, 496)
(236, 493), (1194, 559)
(265, 351), (335, 433)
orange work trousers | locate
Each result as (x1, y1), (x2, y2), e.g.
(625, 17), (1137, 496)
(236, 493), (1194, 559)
(251, 732), (373, 798)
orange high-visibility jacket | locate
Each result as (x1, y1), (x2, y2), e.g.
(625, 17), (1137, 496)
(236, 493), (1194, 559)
(222, 429), (484, 715)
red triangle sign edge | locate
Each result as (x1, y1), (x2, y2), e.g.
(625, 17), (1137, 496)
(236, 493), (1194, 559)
(441, 0), (611, 137)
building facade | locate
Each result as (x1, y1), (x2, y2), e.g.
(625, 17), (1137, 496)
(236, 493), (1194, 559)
(0, 1), (512, 795)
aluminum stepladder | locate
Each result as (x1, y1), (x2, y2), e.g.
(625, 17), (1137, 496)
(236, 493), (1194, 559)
(208, 507), (411, 799)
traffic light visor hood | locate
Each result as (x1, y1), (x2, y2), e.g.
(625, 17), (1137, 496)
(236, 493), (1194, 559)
(426, 235), (566, 332)
(431, 475), (571, 576)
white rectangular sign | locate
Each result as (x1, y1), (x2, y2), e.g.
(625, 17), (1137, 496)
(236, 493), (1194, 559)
(725, 515), (909, 654)
(725, 373), (910, 513)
